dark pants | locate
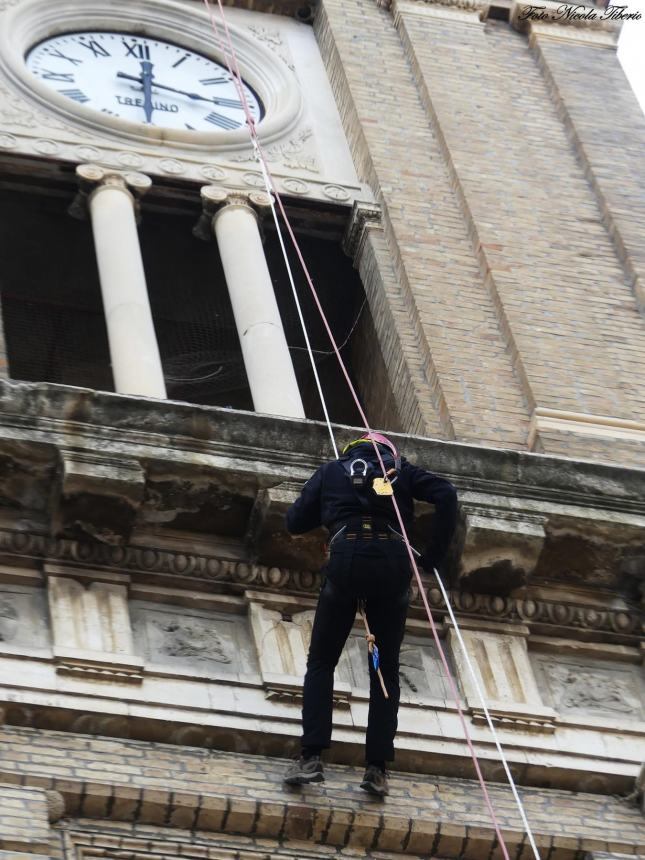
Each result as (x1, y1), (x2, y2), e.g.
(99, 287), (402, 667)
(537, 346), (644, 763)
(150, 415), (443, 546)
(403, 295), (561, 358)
(301, 537), (411, 762)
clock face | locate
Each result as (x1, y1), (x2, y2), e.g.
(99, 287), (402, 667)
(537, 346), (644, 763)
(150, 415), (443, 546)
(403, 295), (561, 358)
(25, 31), (264, 133)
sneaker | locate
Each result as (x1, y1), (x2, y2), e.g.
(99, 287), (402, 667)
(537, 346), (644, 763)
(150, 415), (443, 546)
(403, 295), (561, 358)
(360, 764), (389, 796)
(283, 755), (325, 785)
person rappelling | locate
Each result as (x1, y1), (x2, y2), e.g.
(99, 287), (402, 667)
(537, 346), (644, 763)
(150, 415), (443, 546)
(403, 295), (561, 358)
(283, 432), (458, 796)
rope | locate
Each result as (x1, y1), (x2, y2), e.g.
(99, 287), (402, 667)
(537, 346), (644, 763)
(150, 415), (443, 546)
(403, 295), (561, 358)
(200, 4), (540, 857)
(433, 565), (541, 860)
(201, 0), (338, 459)
(359, 603), (389, 699)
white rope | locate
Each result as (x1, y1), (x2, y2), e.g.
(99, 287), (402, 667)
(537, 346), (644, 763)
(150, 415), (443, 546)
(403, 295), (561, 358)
(252, 140), (339, 458)
(433, 566), (542, 860)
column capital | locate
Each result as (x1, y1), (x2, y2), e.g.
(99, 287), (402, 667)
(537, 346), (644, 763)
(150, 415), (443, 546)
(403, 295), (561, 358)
(193, 185), (273, 241)
(69, 163), (152, 221)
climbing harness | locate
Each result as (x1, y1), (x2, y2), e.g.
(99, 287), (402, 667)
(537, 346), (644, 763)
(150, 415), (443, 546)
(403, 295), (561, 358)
(359, 602), (389, 700)
(341, 434), (401, 497)
(200, 4), (541, 858)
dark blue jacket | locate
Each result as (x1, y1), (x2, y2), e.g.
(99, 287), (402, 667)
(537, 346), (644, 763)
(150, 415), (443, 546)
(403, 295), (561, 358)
(286, 443), (458, 569)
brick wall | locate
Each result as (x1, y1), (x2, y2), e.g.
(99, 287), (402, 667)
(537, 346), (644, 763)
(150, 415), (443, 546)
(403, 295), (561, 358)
(1, 727), (644, 859)
(0, 783), (50, 854)
(316, 0), (645, 467)
(532, 35), (645, 318)
(317, 0), (531, 452)
(396, 7), (645, 458)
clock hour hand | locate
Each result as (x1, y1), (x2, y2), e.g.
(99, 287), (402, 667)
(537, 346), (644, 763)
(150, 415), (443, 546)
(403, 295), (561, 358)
(116, 71), (243, 109)
(140, 61), (154, 124)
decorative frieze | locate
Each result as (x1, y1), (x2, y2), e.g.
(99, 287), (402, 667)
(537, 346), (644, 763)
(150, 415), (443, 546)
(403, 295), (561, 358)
(130, 599), (258, 677)
(0, 583), (49, 650)
(0, 526), (640, 641)
(531, 652), (645, 721)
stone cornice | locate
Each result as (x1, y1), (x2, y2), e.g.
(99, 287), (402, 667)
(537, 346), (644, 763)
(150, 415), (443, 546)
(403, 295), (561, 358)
(0, 528), (641, 643)
(381, 0), (488, 12)
(381, 0), (622, 43)
(0, 380), (642, 515)
(510, 0), (622, 39)
(342, 199), (382, 261)
(391, 0), (489, 22)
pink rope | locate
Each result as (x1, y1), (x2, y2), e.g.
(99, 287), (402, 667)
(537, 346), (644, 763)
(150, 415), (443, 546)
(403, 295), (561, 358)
(201, 3), (511, 855)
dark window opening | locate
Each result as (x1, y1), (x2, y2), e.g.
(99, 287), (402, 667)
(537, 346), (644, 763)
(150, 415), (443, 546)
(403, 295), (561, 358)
(0, 186), (396, 428)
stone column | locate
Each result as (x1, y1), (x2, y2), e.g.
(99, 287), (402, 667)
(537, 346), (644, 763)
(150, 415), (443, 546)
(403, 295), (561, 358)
(74, 164), (166, 400)
(197, 186), (305, 419)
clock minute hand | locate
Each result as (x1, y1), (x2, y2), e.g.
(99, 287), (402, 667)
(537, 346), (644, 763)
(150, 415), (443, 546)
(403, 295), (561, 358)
(117, 71), (209, 103)
(116, 72), (243, 109)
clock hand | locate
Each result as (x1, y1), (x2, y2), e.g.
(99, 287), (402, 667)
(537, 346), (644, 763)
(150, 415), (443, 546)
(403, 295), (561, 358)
(116, 71), (243, 109)
(140, 60), (154, 124)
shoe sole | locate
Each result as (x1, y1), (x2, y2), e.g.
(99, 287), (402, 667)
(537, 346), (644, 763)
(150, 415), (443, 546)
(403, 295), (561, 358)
(284, 772), (325, 786)
(360, 779), (388, 796)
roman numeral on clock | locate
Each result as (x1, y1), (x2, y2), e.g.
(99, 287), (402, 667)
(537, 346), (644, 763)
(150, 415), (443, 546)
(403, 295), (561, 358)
(212, 97), (243, 109)
(41, 70), (75, 83)
(204, 111), (241, 130)
(123, 40), (150, 60)
(59, 88), (90, 103)
(78, 40), (110, 58)
(46, 49), (82, 66)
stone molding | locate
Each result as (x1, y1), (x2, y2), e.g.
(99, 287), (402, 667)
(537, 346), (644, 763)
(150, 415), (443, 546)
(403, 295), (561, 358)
(342, 199), (383, 262)
(510, 0), (621, 39)
(393, 0), (488, 24)
(383, 0), (488, 13)
(0, 528), (640, 641)
(529, 407), (645, 449)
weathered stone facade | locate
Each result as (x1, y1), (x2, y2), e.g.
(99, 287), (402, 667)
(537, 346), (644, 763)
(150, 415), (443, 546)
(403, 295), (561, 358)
(0, 0), (643, 858)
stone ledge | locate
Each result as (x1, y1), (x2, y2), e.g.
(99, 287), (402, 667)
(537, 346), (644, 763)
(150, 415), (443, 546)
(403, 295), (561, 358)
(1, 747), (643, 859)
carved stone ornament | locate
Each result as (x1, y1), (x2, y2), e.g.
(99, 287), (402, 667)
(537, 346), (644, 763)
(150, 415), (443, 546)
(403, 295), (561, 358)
(537, 660), (643, 717)
(230, 127), (320, 174)
(45, 790), (65, 823)
(247, 24), (296, 71)
(343, 200), (383, 261)
(0, 596), (18, 642)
